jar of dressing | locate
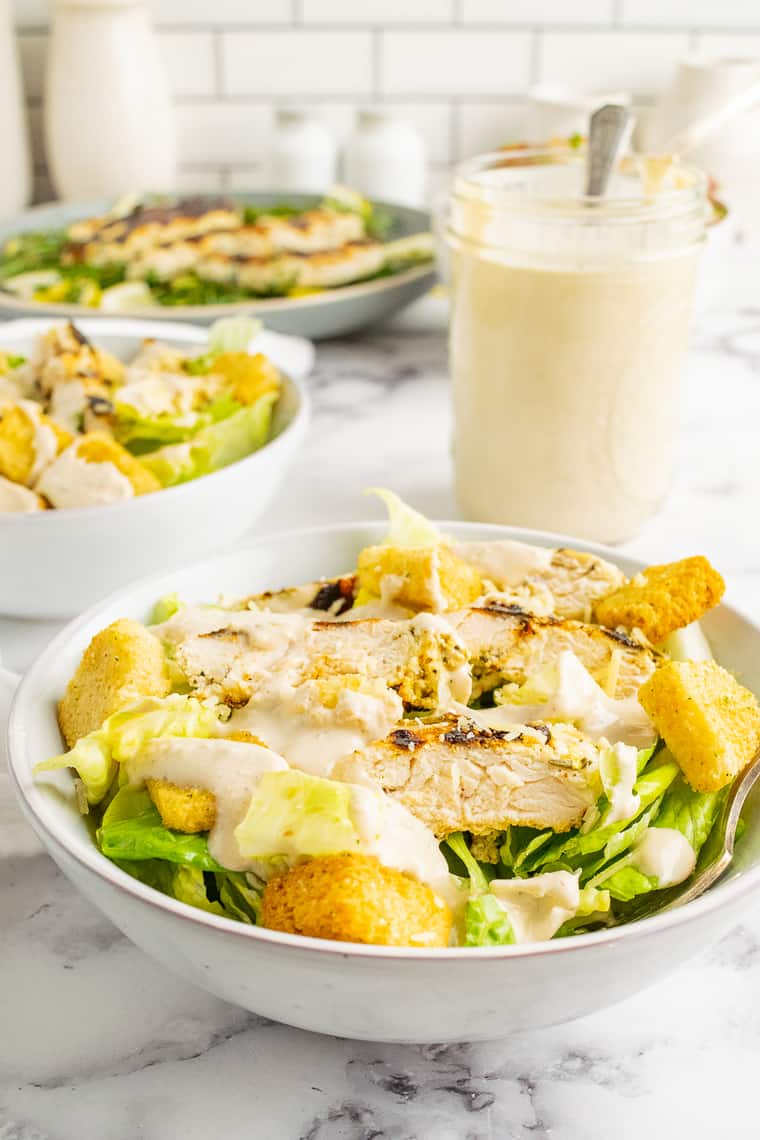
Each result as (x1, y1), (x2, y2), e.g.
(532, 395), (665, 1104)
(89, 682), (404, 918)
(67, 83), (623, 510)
(444, 148), (708, 543)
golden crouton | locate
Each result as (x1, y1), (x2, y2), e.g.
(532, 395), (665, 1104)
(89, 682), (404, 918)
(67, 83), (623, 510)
(58, 618), (171, 747)
(146, 778), (216, 833)
(75, 434), (161, 496)
(0, 404), (72, 485)
(357, 544), (483, 613)
(261, 853), (452, 948)
(594, 556), (725, 644)
(638, 660), (760, 792)
(211, 352), (282, 405)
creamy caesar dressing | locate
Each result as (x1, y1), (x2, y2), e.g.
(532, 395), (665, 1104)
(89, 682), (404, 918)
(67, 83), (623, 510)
(48, 380), (87, 434)
(226, 676), (403, 777)
(490, 870), (581, 943)
(485, 652), (655, 747)
(126, 736), (289, 870)
(601, 742), (641, 825)
(116, 370), (213, 420)
(18, 400), (59, 485)
(634, 826), (696, 887)
(410, 611), (473, 705)
(453, 540), (554, 587)
(36, 444), (134, 508)
(0, 373), (22, 409)
(0, 473), (42, 512)
(349, 783), (462, 912)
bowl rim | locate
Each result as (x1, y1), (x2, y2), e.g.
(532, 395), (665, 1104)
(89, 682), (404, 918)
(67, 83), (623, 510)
(0, 316), (311, 526)
(8, 518), (760, 961)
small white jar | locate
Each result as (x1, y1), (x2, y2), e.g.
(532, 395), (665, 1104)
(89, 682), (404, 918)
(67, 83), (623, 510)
(344, 110), (427, 207)
(45, 0), (177, 200)
(266, 109), (337, 193)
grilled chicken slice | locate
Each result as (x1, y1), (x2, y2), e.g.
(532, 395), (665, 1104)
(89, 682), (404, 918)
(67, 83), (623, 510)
(202, 209), (365, 259)
(232, 575), (357, 616)
(197, 240), (385, 295)
(335, 716), (600, 836)
(451, 603), (656, 699)
(159, 608), (470, 711)
(453, 541), (626, 621)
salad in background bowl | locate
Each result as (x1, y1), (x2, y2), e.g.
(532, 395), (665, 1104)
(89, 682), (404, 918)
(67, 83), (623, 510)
(0, 316), (310, 618)
(0, 188), (436, 339)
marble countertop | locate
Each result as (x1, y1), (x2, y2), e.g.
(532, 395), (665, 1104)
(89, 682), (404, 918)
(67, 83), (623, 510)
(2, 246), (760, 1139)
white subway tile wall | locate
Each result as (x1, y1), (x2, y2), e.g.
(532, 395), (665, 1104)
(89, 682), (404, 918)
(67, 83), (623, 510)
(13, 0), (760, 200)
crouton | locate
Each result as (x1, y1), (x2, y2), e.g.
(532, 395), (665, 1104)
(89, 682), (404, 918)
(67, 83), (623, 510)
(594, 556), (725, 644)
(357, 544), (483, 613)
(75, 434), (161, 496)
(58, 618), (171, 747)
(0, 404), (72, 486)
(638, 660), (760, 792)
(146, 778), (216, 833)
(261, 853), (452, 947)
(211, 352), (282, 405)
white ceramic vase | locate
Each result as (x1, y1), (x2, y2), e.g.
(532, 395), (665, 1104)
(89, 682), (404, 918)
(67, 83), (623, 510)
(266, 109), (337, 194)
(45, 0), (177, 200)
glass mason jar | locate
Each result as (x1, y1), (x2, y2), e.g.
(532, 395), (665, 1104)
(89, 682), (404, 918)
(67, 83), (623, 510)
(444, 147), (708, 543)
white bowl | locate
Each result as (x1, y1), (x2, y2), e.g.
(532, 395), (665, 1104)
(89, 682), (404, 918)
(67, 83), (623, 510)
(0, 318), (310, 618)
(7, 522), (760, 1043)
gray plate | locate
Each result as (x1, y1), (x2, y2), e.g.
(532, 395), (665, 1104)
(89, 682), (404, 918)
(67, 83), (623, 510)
(0, 192), (437, 339)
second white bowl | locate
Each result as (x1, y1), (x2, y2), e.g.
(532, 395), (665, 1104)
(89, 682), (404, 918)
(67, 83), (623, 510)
(0, 318), (310, 618)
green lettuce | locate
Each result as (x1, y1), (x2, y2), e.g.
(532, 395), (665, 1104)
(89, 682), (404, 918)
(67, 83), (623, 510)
(98, 787), (223, 869)
(34, 695), (222, 804)
(150, 592), (183, 624)
(141, 393), (276, 486)
(652, 773), (726, 851)
(234, 770), (361, 862)
(365, 487), (444, 549)
(446, 833), (514, 947)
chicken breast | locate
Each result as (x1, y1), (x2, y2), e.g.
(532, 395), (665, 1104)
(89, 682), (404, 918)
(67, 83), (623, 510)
(202, 209), (365, 259)
(454, 541), (626, 621)
(451, 603), (657, 699)
(335, 716), (600, 836)
(160, 607), (470, 711)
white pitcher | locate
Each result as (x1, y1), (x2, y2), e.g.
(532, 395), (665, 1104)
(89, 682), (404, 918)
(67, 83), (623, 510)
(45, 0), (177, 200)
(0, 0), (31, 218)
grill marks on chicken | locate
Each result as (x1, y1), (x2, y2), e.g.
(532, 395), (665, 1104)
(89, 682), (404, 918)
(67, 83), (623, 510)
(452, 604), (657, 700)
(335, 717), (600, 836)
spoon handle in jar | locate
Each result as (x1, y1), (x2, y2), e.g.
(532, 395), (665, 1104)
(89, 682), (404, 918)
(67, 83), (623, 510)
(585, 104), (634, 198)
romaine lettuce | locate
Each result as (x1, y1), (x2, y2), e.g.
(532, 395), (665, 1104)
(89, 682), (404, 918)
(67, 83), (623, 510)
(98, 787), (223, 869)
(234, 770), (361, 862)
(34, 695), (222, 804)
(184, 316), (261, 375)
(141, 393), (276, 486)
(365, 487), (444, 548)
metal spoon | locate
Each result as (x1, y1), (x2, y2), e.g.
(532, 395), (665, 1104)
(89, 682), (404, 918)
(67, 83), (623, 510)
(616, 743), (760, 926)
(585, 103), (634, 199)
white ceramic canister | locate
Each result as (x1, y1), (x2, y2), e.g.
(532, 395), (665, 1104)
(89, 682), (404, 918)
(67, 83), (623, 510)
(444, 148), (708, 544)
(266, 109), (337, 193)
(641, 56), (760, 245)
(0, 0), (31, 217)
(45, 0), (177, 200)
(344, 109), (427, 207)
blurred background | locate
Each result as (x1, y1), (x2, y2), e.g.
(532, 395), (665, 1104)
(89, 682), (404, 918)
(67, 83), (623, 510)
(10, 0), (760, 214)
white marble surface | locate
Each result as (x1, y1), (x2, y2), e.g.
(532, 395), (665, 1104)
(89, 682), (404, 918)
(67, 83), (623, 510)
(2, 247), (760, 1139)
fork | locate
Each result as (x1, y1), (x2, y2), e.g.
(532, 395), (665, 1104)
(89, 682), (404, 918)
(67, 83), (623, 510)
(615, 744), (760, 925)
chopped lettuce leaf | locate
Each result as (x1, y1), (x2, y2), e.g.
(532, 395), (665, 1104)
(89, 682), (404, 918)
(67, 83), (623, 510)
(98, 785), (223, 870)
(365, 487), (444, 549)
(34, 695), (222, 804)
(590, 864), (659, 902)
(660, 621), (713, 662)
(213, 871), (262, 924)
(464, 894), (515, 946)
(150, 593), (183, 624)
(652, 772), (726, 851)
(171, 866), (228, 914)
(141, 393), (276, 486)
(235, 770), (361, 862)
